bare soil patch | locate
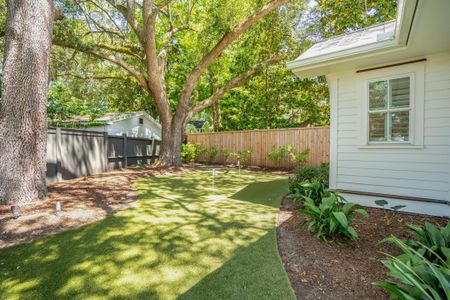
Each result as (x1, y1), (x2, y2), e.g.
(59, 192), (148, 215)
(277, 197), (449, 300)
(0, 166), (192, 248)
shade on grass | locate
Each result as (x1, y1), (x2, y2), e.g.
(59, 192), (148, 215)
(0, 170), (295, 299)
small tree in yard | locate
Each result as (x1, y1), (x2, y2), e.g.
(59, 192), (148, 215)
(53, 0), (293, 166)
(0, 1), (61, 204)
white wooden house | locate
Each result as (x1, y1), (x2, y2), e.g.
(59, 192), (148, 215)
(288, 0), (450, 217)
(84, 111), (162, 140)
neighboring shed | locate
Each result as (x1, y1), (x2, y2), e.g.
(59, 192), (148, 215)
(288, 0), (450, 217)
(81, 111), (162, 140)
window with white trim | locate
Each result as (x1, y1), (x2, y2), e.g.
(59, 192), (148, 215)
(368, 76), (411, 143)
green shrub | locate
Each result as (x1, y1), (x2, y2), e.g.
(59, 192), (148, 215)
(268, 144), (292, 165)
(267, 145), (309, 168)
(291, 148), (310, 167)
(405, 222), (450, 265)
(221, 148), (232, 164)
(181, 143), (204, 163)
(291, 180), (331, 206)
(205, 145), (219, 163)
(373, 235), (450, 300)
(233, 149), (253, 166)
(289, 163), (329, 193)
(300, 193), (368, 243)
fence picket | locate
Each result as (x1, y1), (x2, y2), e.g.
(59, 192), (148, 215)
(188, 127), (330, 168)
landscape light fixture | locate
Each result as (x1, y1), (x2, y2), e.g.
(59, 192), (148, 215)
(55, 201), (62, 216)
(11, 205), (20, 219)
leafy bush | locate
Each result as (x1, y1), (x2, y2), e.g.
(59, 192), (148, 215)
(233, 149), (253, 166)
(267, 145), (309, 167)
(181, 143), (204, 163)
(221, 148), (232, 164)
(205, 145), (219, 163)
(405, 222), (450, 265)
(268, 144), (293, 165)
(300, 193), (368, 243)
(373, 235), (450, 300)
(289, 163), (329, 193)
(291, 180), (331, 206)
(292, 148), (310, 167)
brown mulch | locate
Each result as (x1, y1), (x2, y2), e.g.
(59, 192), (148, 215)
(0, 166), (193, 249)
(276, 197), (449, 300)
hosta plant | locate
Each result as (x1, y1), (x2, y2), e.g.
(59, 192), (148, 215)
(300, 193), (368, 243)
(373, 236), (450, 300)
(405, 222), (450, 265)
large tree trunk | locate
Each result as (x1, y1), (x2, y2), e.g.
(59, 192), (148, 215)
(213, 102), (222, 132)
(158, 118), (184, 167)
(0, 0), (54, 204)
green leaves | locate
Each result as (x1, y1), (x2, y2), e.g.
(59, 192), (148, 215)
(267, 145), (309, 167)
(373, 231), (450, 300)
(181, 143), (204, 163)
(299, 192), (368, 244)
(405, 222), (450, 265)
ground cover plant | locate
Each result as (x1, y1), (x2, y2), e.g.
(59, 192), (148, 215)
(373, 222), (450, 299)
(0, 170), (295, 299)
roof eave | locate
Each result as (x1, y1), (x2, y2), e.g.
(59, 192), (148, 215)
(287, 39), (399, 75)
(288, 0), (418, 78)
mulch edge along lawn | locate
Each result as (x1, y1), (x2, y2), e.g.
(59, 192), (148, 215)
(277, 197), (448, 299)
(0, 169), (296, 300)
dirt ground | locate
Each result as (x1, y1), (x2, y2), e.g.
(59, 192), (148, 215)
(277, 197), (449, 300)
(0, 166), (192, 249)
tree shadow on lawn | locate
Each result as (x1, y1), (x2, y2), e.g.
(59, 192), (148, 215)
(0, 171), (291, 299)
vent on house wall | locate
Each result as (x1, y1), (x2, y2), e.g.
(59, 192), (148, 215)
(139, 118), (144, 124)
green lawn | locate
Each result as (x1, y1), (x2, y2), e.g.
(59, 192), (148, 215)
(0, 170), (295, 299)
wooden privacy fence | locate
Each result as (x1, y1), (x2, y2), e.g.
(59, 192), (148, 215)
(188, 127), (330, 168)
(46, 127), (160, 183)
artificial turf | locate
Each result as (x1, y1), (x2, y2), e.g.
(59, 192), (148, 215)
(0, 170), (295, 299)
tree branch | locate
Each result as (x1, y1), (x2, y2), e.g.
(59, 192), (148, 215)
(53, 40), (148, 91)
(104, 0), (144, 44)
(188, 55), (286, 118)
(55, 73), (132, 81)
(178, 0), (289, 113)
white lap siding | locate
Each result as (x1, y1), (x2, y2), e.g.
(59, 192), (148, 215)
(331, 52), (450, 202)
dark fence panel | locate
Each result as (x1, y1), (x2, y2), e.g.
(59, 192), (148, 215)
(107, 134), (160, 170)
(46, 128), (160, 183)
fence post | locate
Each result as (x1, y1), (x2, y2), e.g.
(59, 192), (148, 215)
(151, 137), (157, 163)
(123, 133), (128, 168)
(104, 131), (109, 172)
(55, 127), (62, 182)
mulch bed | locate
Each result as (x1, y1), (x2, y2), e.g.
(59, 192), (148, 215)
(277, 197), (449, 300)
(0, 166), (193, 249)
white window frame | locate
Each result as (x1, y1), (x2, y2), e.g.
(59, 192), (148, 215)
(358, 63), (425, 149)
(367, 73), (414, 144)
